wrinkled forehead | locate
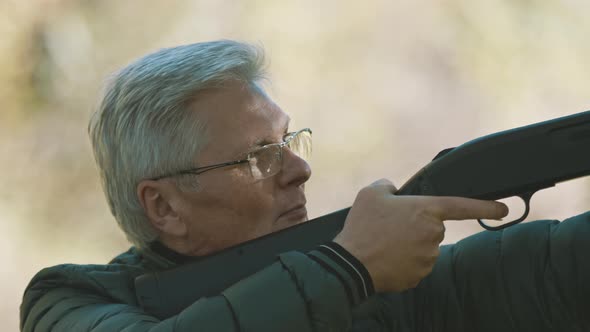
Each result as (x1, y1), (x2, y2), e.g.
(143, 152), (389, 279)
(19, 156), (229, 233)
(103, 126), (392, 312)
(189, 81), (290, 158)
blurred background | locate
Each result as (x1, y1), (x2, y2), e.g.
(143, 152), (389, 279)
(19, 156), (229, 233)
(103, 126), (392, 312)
(2, 0), (590, 329)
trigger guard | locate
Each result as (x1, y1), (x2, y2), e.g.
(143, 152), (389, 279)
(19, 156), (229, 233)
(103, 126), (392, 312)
(477, 191), (535, 231)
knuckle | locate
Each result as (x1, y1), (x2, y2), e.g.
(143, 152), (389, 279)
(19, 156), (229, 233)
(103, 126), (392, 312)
(413, 206), (432, 225)
(417, 202), (443, 222)
(355, 188), (374, 203)
(358, 186), (371, 195)
(422, 200), (443, 218)
(414, 207), (428, 220)
(374, 178), (391, 185)
(359, 185), (377, 197)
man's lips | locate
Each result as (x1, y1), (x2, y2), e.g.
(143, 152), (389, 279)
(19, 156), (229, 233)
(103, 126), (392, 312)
(278, 203), (308, 222)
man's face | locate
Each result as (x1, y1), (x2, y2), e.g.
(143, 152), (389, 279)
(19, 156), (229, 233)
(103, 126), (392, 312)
(172, 81), (311, 256)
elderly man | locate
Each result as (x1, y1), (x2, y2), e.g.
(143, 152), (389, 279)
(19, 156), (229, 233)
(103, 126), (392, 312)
(21, 40), (590, 331)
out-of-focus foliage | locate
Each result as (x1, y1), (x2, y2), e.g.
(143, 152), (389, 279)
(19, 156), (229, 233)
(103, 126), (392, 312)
(3, 1), (589, 330)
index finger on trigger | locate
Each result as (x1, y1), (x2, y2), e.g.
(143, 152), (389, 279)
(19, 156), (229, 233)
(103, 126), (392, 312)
(429, 196), (509, 221)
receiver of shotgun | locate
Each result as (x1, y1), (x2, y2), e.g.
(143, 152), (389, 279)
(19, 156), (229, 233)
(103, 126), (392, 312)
(135, 110), (590, 319)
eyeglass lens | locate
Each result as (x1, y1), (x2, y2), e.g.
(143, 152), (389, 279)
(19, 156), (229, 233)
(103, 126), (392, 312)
(248, 130), (311, 180)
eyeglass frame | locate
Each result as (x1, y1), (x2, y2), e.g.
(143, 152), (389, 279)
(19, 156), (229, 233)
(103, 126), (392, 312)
(148, 127), (312, 181)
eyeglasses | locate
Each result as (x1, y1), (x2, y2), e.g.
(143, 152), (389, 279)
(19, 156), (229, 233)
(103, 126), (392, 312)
(149, 128), (312, 181)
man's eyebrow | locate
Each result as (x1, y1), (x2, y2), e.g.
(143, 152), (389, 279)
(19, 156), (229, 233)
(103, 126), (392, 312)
(250, 119), (290, 147)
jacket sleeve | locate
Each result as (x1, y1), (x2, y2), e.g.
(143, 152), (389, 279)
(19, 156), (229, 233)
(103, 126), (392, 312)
(21, 248), (369, 332)
(363, 211), (590, 332)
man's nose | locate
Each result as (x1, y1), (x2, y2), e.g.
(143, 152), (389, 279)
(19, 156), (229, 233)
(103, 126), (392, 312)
(278, 147), (312, 187)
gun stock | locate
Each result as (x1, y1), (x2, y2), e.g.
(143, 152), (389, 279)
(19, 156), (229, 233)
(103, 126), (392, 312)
(136, 110), (590, 319)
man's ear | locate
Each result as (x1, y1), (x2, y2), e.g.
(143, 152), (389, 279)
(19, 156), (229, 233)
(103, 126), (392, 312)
(137, 180), (187, 237)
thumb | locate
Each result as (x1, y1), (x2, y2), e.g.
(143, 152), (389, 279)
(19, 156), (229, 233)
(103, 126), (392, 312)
(369, 178), (398, 194)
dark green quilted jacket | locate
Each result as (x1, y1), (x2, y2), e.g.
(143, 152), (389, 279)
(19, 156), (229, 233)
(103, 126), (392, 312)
(21, 212), (590, 331)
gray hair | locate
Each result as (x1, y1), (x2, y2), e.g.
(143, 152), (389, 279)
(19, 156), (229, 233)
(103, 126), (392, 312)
(89, 40), (267, 249)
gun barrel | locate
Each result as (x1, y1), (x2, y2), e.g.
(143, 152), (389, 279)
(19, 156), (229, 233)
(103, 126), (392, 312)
(398, 110), (590, 200)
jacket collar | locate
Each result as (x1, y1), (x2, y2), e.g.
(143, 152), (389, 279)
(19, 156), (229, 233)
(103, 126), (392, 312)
(143, 241), (200, 268)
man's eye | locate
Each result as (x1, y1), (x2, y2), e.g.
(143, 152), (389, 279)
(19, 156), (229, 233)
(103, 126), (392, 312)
(283, 132), (295, 141)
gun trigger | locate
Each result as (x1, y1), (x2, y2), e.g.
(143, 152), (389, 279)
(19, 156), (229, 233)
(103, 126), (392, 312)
(477, 190), (538, 231)
(432, 147), (455, 161)
(520, 191), (535, 211)
(516, 191), (535, 221)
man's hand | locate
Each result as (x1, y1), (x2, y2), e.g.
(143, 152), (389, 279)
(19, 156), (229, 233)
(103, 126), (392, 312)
(333, 178), (509, 293)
